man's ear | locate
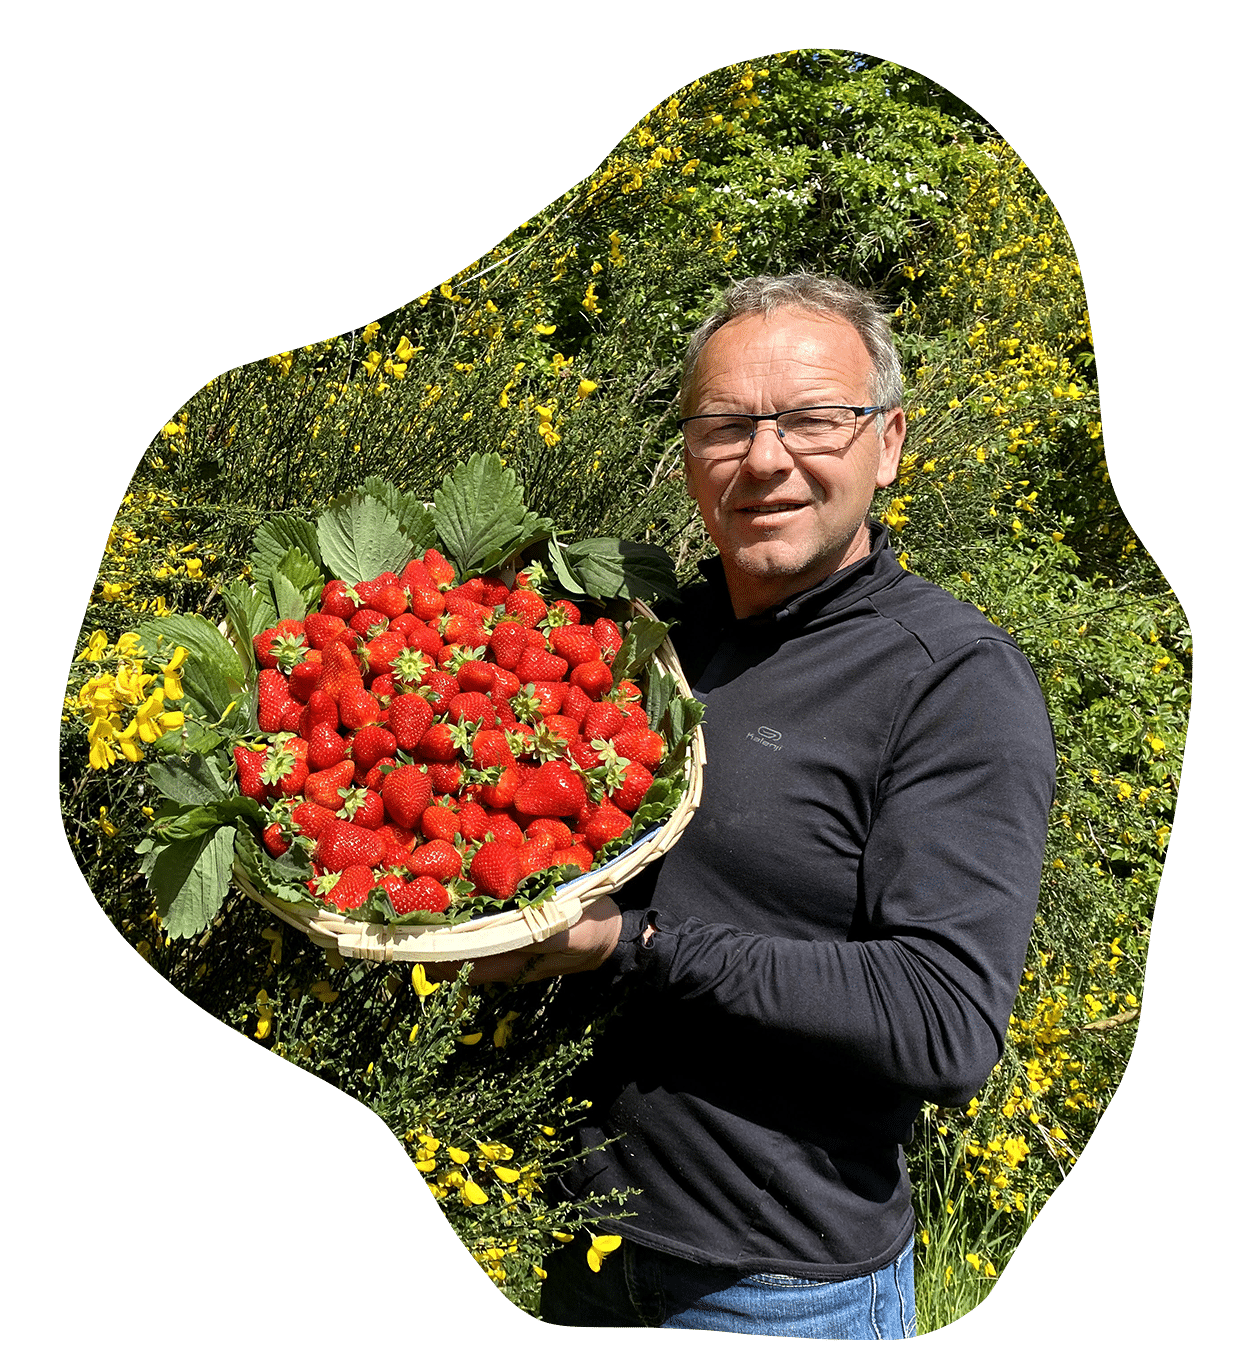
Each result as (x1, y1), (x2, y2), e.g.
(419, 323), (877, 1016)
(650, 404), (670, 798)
(876, 407), (906, 487)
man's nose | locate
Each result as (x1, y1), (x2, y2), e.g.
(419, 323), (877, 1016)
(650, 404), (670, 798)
(742, 420), (793, 475)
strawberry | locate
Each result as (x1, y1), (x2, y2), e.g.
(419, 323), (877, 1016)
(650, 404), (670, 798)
(526, 817), (573, 848)
(304, 612), (348, 651)
(516, 647), (568, 683)
(612, 725), (667, 769)
(420, 670), (460, 715)
(338, 786), (385, 830)
(300, 689), (341, 739)
(400, 558), (436, 593)
(611, 760), (655, 813)
(372, 583), (410, 620)
(357, 755), (396, 794)
(353, 573), (400, 608)
(480, 578), (511, 607)
(304, 760), (356, 810)
(262, 822), (289, 857)
(370, 674), (397, 698)
(444, 590), (492, 623)
(593, 616), (622, 660)
(550, 624), (600, 667)
(306, 722), (348, 771)
(376, 870), (409, 910)
(468, 839), (524, 900)
(471, 727), (513, 770)
(503, 588), (548, 628)
(315, 820), (385, 871)
(447, 691), (496, 726)
(456, 659), (498, 694)
(349, 607), (390, 640)
(395, 875), (451, 915)
(528, 681), (568, 716)
(436, 613), (481, 647)
(420, 800), (460, 843)
(543, 713), (582, 745)
(427, 761), (465, 796)
(380, 764), (433, 830)
(388, 692), (435, 751)
(517, 837), (556, 876)
(454, 800), (490, 842)
(544, 598), (582, 628)
(322, 863), (376, 912)
(233, 745), (269, 802)
(320, 579), (361, 618)
(551, 844), (593, 872)
(377, 823), (418, 866)
(483, 812), (525, 848)
(291, 800), (336, 840)
(583, 702), (628, 741)
(288, 659), (323, 703)
(351, 724), (397, 772)
(513, 760), (587, 819)
(261, 734), (309, 797)
(362, 631), (407, 678)
(447, 577), (487, 605)
(490, 667), (521, 702)
(566, 737), (603, 772)
(339, 686), (384, 730)
(423, 549), (456, 588)
(561, 682), (595, 726)
(569, 660), (614, 700)
(257, 668), (291, 732)
(610, 680), (643, 710)
(316, 642), (365, 701)
(410, 587), (446, 622)
(405, 839), (463, 882)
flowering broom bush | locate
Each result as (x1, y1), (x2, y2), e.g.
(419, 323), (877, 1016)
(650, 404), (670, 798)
(61, 50), (1187, 1331)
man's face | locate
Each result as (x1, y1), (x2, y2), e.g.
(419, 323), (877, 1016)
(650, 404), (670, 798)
(684, 308), (905, 618)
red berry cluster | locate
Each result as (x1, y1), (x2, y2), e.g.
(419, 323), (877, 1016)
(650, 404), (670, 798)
(233, 549), (667, 920)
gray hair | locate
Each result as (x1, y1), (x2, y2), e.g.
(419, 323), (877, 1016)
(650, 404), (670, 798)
(678, 273), (904, 417)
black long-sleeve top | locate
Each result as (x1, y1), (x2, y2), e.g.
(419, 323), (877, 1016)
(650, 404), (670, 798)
(552, 526), (1056, 1278)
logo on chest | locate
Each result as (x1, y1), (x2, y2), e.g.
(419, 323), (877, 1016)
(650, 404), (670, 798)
(746, 725), (783, 751)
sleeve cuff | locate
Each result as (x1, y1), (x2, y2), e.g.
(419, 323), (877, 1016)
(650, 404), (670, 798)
(606, 906), (662, 982)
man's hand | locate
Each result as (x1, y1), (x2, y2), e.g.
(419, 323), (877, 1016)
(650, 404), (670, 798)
(423, 895), (625, 986)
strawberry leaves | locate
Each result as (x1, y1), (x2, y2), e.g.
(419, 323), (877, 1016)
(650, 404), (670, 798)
(316, 490), (414, 585)
(139, 823), (238, 940)
(548, 537), (680, 606)
(433, 452), (554, 580)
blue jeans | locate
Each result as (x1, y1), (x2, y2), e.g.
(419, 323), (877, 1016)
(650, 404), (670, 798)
(539, 1235), (916, 1339)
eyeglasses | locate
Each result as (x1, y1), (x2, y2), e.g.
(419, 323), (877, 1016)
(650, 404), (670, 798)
(678, 404), (886, 461)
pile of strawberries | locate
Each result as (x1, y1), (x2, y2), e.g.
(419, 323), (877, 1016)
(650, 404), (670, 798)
(234, 549), (667, 920)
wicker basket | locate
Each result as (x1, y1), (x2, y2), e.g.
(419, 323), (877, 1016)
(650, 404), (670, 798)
(232, 602), (705, 964)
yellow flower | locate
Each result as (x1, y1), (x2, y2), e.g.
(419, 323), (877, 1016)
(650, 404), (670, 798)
(493, 1010), (519, 1048)
(534, 323), (556, 336)
(586, 1235), (622, 1273)
(461, 1179), (489, 1206)
(576, 378), (597, 399)
(412, 965), (439, 998)
(310, 980), (339, 1004)
(254, 989), (275, 1040)
(98, 807), (117, 837)
(77, 631), (110, 661)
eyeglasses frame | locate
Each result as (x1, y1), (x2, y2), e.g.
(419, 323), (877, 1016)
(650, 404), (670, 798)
(678, 403), (889, 460)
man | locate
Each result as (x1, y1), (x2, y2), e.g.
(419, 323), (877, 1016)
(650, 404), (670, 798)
(461, 274), (1055, 1338)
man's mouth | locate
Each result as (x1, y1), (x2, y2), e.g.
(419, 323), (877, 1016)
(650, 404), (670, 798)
(738, 502), (807, 515)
